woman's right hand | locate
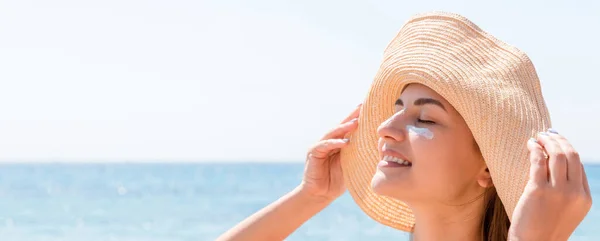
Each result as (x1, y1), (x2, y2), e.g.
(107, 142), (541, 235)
(299, 104), (361, 202)
(216, 104), (361, 241)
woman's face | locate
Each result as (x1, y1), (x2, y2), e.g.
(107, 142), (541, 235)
(371, 83), (490, 206)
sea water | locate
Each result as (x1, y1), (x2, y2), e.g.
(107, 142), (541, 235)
(0, 163), (598, 241)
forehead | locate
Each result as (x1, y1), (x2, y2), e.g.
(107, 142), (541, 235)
(399, 83), (459, 114)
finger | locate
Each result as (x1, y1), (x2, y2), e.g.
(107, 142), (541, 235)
(536, 132), (568, 186)
(527, 138), (549, 185)
(321, 118), (359, 140)
(547, 129), (582, 183)
(340, 103), (362, 124)
(581, 163), (591, 197)
(310, 139), (350, 159)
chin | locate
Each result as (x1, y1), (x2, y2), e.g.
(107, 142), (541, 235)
(370, 170), (410, 199)
(370, 170), (386, 194)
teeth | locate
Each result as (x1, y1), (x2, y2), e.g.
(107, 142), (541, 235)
(383, 156), (411, 166)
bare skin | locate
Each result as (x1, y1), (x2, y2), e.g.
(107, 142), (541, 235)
(216, 91), (591, 240)
(509, 131), (592, 241)
(372, 84), (492, 241)
(215, 105), (360, 241)
(371, 84), (592, 241)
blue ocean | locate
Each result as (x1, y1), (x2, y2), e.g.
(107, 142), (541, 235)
(0, 163), (598, 241)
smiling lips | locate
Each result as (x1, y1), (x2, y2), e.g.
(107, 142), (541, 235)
(382, 155), (411, 166)
(379, 146), (412, 168)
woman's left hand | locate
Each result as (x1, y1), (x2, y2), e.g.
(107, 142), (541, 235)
(509, 129), (592, 241)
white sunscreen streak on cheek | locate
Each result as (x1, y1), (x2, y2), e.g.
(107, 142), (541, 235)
(406, 125), (434, 140)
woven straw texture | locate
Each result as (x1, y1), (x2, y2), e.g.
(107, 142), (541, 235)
(340, 11), (552, 232)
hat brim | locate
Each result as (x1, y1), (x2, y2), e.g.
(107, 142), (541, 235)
(340, 11), (551, 232)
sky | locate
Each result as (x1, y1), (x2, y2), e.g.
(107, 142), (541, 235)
(0, 0), (599, 163)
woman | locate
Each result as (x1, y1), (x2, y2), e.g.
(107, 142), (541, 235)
(216, 12), (592, 241)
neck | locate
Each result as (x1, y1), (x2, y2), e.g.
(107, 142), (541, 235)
(409, 197), (485, 241)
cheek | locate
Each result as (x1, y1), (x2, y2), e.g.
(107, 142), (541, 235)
(407, 126), (438, 165)
(411, 132), (469, 186)
(412, 133), (482, 198)
(406, 125), (434, 140)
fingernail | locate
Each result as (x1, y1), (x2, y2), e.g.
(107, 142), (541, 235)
(547, 128), (558, 134)
(342, 138), (350, 143)
(529, 138), (537, 143)
(350, 118), (358, 123)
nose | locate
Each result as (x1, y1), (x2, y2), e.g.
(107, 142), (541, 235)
(377, 109), (408, 142)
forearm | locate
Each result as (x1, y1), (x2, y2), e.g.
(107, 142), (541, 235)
(216, 186), (332, 241)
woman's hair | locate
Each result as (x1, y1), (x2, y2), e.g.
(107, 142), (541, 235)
(476, 138), (510, 240)
(481, 187), (510, 241)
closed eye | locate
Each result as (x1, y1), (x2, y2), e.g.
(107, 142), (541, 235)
(417, 118), (436, 124)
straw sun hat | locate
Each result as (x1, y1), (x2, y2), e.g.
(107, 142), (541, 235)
(339, 11), (551, 232)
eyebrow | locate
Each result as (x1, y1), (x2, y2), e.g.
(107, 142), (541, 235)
(395, 98), (447, 112)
